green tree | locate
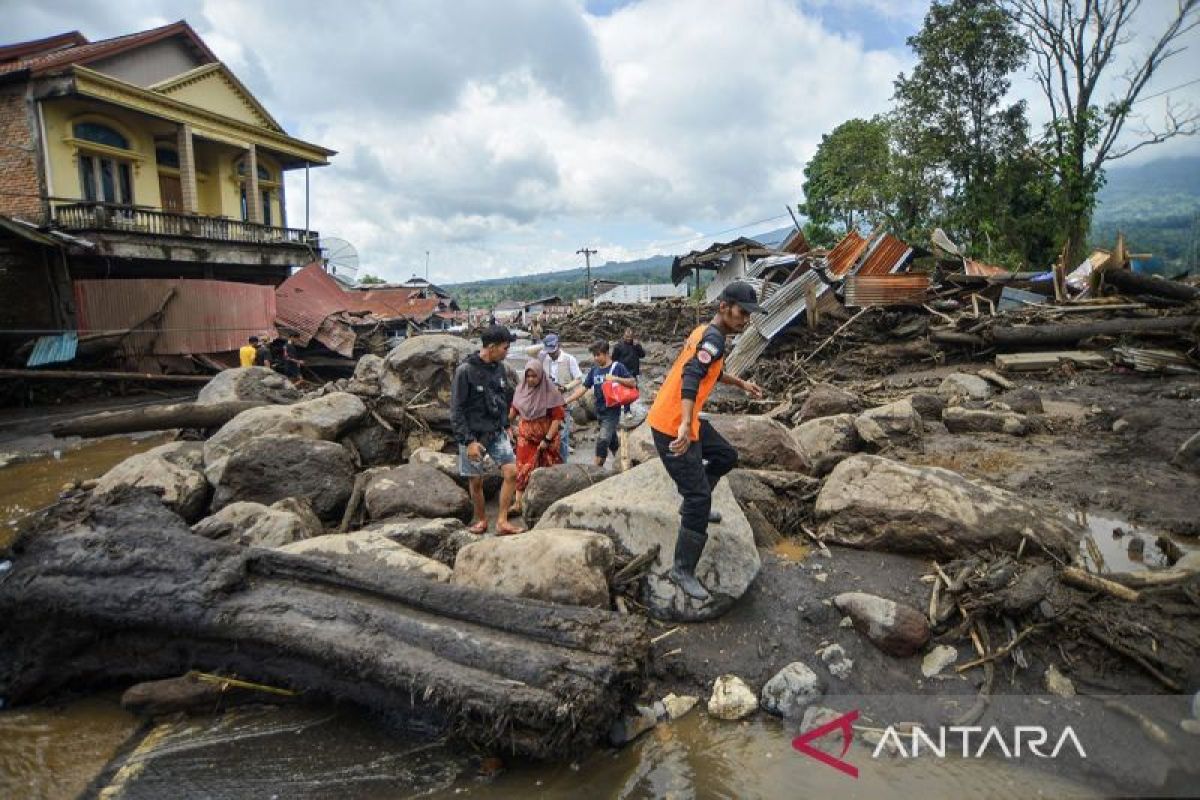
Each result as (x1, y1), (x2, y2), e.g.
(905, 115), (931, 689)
(800, 117), (894, 243)
(358, 273), (386, 285)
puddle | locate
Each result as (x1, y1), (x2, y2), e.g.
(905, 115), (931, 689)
(0, 433), (172, 548)
(1074, 510), (1199, 573)
(773, 539), (812, 562)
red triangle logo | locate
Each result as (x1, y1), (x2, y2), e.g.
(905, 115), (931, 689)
(792, 709), (860, 778)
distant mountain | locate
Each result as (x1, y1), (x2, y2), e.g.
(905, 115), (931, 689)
(1092, 155), (1199, 271)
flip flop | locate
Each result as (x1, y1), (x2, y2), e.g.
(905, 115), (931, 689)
(496, 522), (525, 536)
(468, 520), (489, 535)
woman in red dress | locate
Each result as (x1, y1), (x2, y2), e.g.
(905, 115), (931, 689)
(508, 358), (566, 517)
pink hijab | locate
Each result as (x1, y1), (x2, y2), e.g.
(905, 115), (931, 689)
(512, 358), (565, 420)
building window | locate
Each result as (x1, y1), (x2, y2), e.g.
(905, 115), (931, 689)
(155, 146), (180, 168)
(236, 161), (271, 181)
(74, 122), (129, 150)
(79, 154), (133, 204)
(240, 187), (272, 226)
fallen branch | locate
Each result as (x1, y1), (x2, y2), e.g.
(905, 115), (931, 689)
(956, 624), (1046, 672)
(800, 307), (871, 365)
(1062, 566), (1140, 602)
(50, 400), (265, 438)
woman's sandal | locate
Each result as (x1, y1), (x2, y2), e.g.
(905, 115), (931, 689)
(468, 520), (489, 535)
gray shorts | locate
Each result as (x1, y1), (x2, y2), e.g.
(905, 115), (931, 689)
(458, 434), (515, 476)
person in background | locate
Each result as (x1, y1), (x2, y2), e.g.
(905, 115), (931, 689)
(646, 281), (765, 601)
(565, 340), (636, 468)
(450, 324), (523, 535)
(239, 336), (261, 368)
(282, 336), (304, 381)
(507, 359), (565, 516)
(254, 337), (271, 366)
(611, 327), (646, 414)
(538, 333), (583, 462)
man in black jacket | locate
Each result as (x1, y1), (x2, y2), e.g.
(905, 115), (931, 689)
(450, 325), (523, 535)
(612, 327), (646, 415)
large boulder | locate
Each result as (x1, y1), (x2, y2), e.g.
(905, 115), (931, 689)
(853, 398), (923, 448)
(791, 413), (860, 475)
(942, 407), (1029, 436)
(363, 463), (472, 523)
(346, 354), (385, 396)
(192, 499), (321, 547)
(203, 393), (366, 482)
(93, 442), (208, 522)
(196, 367), (301, 406)
(211, 435), (355, 521)
(815, 455), (1082, 558)
(380, 334), (475, 403)
(278, 532), (452, 582)
(409, 446), (501, 498)
(339, 421), (403, 466)
(535, 459), (760, 621)
(452, 528), (614, 608)
(521, 464), (608, 526)
(707, 415), (808, 472)
(364, 518), (477, 566)
(1173, 431), (1200, 476)
(937, 373), (993, 402)
(833, 592), (930, 657)
(798, 384), (861, 422)
(626, 422), (659, 465)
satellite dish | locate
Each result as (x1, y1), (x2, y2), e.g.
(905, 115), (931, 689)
(320, 237), (360, 281)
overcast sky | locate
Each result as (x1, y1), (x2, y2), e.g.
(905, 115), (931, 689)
(8, 0), (1199, 283)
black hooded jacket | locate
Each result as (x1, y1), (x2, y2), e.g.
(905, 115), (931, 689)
(450, 353), (513, 446)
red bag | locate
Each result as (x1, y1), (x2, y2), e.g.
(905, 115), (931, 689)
(601, 365), (640, 406)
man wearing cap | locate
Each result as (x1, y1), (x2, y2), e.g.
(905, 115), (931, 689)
(450, 324), (523, 535)
(647, 281), (765, 601)
(536, 333), (583, 462)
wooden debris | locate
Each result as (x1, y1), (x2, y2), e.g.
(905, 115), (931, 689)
(995, 351), (1110, 372)
(976, 368), (1014, 390)
(50, 400), (266, 438)
(1061, 566), (1140, 601)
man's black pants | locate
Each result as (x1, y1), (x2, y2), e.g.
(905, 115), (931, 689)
(652, 418), (739, 538)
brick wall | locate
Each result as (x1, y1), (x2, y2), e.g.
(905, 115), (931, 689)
(0, 240), (57, 361)
(0, 83), (46, 224)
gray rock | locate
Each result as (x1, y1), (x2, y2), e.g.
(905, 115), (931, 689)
(192, 500), (320, 547)
(409, 446), (501, 498)
(707, 675), (758, 720)
(452, 528), (614, 608)
(608, 708), (658, 746)
(942, 407), (1029, 436)
(363, 463), (472, 523)
(1172, 431), (1200, 476)
(348, 354), (385, 395)
(791, 413), (860, 475)
(799, 384), (861, 421)
(661, 693), (698, 720)
(833, 592), (930, 657)
(536, 458), (760, 621)
(908, 393), (947, 420)
(196, 367), (301, 406)
(706, 414), (808, 472)
(625, 422), (658, 465)
(726, 469), (820, 546)
(1004, 387), (1044, 415)
(521, 463), (608, 526)
(380, 335), (476, 405)
(340, 422), (403, 466)
(278, 532), (452, 582)
(760, 661), (823, 718)
(816, 455), (1082, 558)
(921, 645), (958, 677)
(211, 435), (355, 521)
(817, 643), (853, 679)
(937, 373), (993, 401)
(93, 442), (209, 522)
(854, 399), (923, 448)
(364, 518), (474, 565)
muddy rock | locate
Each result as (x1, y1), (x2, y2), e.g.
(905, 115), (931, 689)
(573, 390), (598, 425)
(196, 367), (301, 406)
(409, 446), (502, 498)
(760, 661), (822, 718)
(203, 393), (366, 483)
(122, 673), (290, 716)
(93, 442), (209, 522)
(662, 693), (698, 720)
(817, 643), (853, 679)
(707, 414), (808, 472)
(707, 674), (758, 720)
(278, 532), (452, 582)
(536, 458), (760, 621)
(726, 469), (820, 546)
(340, 421), (403, 466)
(211, 435), (355, 521)
(853, 398), (923, 448)
(799, 384), (861, 421)
(363, 463), (472, 523)
(608, 708), (658, 746)
(626, 422), (658, 464)
(361, 518), (475, 565)
(1044, 663), (1076, 697)
(380, 335), (476, 403)
(942, 407), (1029, 436)
(937, 373), (993, 401)
(1172, 431), (1200, 476)
(1004, 387), (1044, 415)
(347, 354), (385, 396)
(192, 499), (321, 547)
(816, 455), (1082, 558)
(791, 413), (860, 475)
(908, 393), (947, 420)
(521, 463), (608, 526)
(452, 528), (614, 608)
(833, 592), (930, 657)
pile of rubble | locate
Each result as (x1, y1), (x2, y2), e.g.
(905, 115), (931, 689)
(553, 297), (713, 343)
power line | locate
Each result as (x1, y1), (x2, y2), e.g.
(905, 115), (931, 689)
(1133, 77), (1200, 105)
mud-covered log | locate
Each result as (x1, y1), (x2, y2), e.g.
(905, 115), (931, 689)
(0, 368), (211, 384)
(0, 491), (649, 758)
(989, 316), (1198, 348)
(1100, 268), (1200, 302)
(50, 400), (265, 438)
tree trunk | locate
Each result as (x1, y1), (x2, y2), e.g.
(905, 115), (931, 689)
(1100, 267), (1200, 302)
(51, 401), (266, 438)
(0, 491), (649, 759)
(989, 316), (1198, 348)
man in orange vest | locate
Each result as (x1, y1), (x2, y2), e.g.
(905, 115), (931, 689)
(647, 281), (764, 601)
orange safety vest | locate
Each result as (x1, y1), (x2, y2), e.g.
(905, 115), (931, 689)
(648, 323), (724, 441)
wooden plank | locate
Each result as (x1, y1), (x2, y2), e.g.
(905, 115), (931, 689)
(995, 351), (1111, 372)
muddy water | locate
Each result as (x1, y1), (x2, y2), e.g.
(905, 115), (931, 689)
(0, 433), (171, 547)
(1075, 510), (1199, 573)
(0, 700), (1102, 800)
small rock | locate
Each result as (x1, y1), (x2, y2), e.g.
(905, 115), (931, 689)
(707, 675), (758, 720)
(839, 616), (853, 628)
(79, 478), (99, 491)
(1172, 431), (1200, 476)
(760, 662), (823, 718)
(1127, 536), (1146, 558)
(942, 407), (1028, 436)
(799, 705), (840, 733)
(817, 643), (854, 679)
(1112, 419), (1130, 434)
(1180, 719), (1200, 736)
(833, 592), (930, 657)
(799, 384), (862, 421)
(937, 373), (993, 401)
(1004, 387), (1044, 415)
(908, 393), (946, 421)
(609, 708), (658, 746)
(920, 644), (958, 677)
(661, 693), (699, 721)
(854, 399), (923, 448)
(814, 572), (828, 583)
(860, 728), (899, 756)
(1044, 664), (1075, 697)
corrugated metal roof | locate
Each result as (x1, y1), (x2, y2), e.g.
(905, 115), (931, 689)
(26, 332), (78, 367)
(825, 231), (869, 276)
(74, 279), (276, 356)
(845, 274), (930, 307)
(275, 263), (356, 344)
(855, 234), (912, 275)
(965, 259), (1009, 277)
(594, 284), (688, 304)
(353, 287), (421, 317)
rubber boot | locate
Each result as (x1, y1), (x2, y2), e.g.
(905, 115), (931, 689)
(668, 526), (710, 602)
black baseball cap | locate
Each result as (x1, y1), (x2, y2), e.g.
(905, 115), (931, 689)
(481, 324), (517, 346)
(718, 281), (765, 313)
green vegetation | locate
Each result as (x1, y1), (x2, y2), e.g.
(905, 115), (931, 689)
(446, 255), (674, 308)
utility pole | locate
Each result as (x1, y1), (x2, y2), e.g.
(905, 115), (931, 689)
(576, 247), (597, 302)
(425, 250), (430, 281)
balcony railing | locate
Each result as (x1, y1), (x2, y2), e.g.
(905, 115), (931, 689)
(53, 202), (318, 247)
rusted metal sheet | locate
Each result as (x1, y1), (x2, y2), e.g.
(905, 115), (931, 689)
(965, 259), (1008, 277)
(354, 287), (421, 317)
(74, 279), (276, 356)
(856, 234), (912, 276)
(844, 274), (930, 307)
(274, 263), (355, 344)
(825, 231), (869, 276)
